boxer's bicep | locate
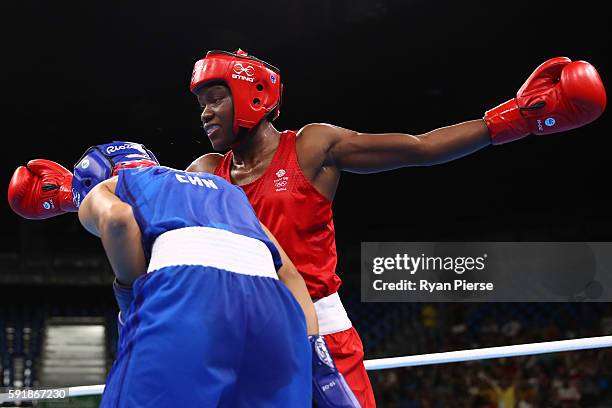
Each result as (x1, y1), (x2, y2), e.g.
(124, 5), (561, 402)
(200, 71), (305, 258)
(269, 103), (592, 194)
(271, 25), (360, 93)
(300, 123), (428, 173)
(328, 130), (430, 173)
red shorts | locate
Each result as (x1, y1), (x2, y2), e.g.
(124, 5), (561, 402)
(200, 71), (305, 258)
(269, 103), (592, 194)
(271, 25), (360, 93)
(323, 327), (376, 407)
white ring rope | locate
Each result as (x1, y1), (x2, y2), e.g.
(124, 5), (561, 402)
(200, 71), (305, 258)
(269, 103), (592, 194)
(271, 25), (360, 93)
(69, 384), (106, 397)
(363, 335), (612, 371)
(2, 335), (611, 400)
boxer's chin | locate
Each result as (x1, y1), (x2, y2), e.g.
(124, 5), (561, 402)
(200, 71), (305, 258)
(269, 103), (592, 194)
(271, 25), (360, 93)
(212, 131), (241, 151)
(207, 132), (227, 151)
(210, 138), (232, 152)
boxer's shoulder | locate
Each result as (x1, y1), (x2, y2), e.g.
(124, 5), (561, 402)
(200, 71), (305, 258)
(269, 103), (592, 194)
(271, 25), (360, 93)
(295, 123), (343, 161)
(297, 123), (341, 143)
(186, 153), (224, 173)
(293, 124), (342, 198)
(297, 122), (357, 153)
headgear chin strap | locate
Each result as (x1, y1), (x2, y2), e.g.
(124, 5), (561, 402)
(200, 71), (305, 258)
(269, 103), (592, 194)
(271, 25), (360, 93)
(190, 49), (283, 136)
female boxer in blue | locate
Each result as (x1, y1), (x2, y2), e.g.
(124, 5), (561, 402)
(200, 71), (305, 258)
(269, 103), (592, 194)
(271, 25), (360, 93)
(78, 161), (316, 407)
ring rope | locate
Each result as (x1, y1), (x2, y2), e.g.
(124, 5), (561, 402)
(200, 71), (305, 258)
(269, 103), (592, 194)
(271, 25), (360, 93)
(2, 335), (610, 400)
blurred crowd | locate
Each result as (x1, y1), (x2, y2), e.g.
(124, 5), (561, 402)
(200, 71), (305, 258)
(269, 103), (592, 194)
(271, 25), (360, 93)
(365, 303), (612, 407)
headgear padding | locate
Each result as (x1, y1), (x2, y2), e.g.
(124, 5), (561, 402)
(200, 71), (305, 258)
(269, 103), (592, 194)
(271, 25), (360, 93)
(71, 141), (158, 208)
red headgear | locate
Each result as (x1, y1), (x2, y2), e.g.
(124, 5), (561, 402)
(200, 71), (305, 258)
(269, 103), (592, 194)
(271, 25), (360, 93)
(190, 49), (283, 135)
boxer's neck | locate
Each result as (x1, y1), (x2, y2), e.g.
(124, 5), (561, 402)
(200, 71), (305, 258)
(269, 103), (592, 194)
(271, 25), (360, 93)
(232, 121), (281, 169)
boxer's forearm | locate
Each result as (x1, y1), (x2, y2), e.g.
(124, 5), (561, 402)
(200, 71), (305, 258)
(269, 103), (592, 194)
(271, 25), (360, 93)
(260, 223), (319, 335)
(414, 119), (491, 165)
(278, 265), (319, 336)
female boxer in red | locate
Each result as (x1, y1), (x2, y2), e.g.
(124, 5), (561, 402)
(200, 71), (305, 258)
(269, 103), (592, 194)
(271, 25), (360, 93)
(187, 50), (606, 407)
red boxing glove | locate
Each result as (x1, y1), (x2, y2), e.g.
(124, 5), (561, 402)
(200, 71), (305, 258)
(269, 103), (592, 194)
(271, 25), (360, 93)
(485, 57), (607, 144)
(8, 159), (77, 220)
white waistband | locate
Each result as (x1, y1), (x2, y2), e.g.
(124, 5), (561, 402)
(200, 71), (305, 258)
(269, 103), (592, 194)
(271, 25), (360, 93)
(314, 292), (352, 335)
(147, 226), (278, 280)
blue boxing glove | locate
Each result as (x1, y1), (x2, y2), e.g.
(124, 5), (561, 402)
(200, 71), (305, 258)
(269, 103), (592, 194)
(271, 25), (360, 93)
(113, 277), (134, 328)
(72, 141), (158, 208)
(113, 278), (134, 353)
(309, 335), (362, 408)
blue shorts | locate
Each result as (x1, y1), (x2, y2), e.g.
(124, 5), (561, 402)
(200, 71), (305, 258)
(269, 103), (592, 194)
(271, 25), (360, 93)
(101, 265), (311, 407)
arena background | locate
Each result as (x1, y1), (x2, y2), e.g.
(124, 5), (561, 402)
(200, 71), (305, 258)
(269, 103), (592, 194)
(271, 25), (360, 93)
(1, 0), (611, 406)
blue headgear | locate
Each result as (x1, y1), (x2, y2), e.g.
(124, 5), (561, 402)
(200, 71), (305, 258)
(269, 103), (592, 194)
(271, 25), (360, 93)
(72, 141), (159, 208)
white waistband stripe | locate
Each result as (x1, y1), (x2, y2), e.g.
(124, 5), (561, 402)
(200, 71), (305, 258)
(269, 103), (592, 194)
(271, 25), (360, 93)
(147, 227), (278, 280)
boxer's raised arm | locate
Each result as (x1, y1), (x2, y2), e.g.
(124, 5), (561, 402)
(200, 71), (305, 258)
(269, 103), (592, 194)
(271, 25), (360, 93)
(78, 177), (146, 285)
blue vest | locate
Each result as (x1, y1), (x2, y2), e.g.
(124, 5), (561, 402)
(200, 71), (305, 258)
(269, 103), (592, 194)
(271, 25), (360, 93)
(114, 166), (282, 270)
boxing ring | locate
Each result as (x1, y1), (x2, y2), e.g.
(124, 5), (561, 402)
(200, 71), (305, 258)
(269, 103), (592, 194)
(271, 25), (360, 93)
(61, 335), (612, 398)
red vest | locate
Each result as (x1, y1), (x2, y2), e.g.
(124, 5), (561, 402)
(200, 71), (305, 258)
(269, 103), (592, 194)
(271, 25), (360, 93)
(214, 130), (341, 298)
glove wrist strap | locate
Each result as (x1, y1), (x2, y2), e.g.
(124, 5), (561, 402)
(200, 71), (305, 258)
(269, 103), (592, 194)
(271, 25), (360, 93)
(484, 98), (529, 145)
(59, 177), (77, 212)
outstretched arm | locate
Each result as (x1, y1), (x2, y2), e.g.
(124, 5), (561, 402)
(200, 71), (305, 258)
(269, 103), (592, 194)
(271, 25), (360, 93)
(311, 119), (490, 173)
(260, 223), (319, 336)
(303, 57), (605, 175)
(78, 177), (146, 285)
